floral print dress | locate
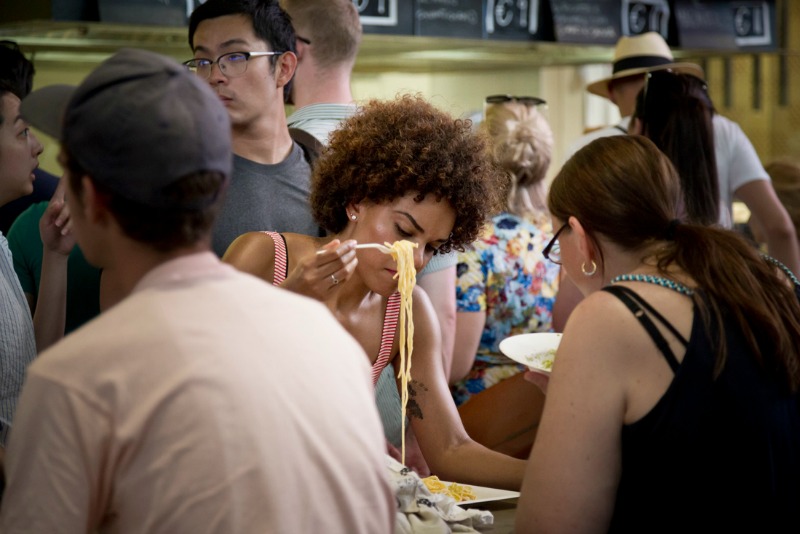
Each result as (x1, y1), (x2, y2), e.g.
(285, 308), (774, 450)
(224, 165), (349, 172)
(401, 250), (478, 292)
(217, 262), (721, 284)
(451, 211), (560, 406)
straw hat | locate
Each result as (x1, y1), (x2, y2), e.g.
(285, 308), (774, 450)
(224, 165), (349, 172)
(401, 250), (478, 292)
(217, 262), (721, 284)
(586, 32), (705, 99)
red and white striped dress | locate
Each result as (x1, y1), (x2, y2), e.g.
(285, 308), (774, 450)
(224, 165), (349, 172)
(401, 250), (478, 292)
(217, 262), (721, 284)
(264, 231), (400, 386)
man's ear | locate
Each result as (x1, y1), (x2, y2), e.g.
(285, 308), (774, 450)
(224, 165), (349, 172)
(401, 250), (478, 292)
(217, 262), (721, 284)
(81, 176), (111, 226)
(275, 51), (298, 89)
(629, 117), (643, 135)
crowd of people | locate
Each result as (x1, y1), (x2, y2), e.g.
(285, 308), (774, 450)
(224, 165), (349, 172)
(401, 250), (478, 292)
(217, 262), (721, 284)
(0, 0), (798, 531)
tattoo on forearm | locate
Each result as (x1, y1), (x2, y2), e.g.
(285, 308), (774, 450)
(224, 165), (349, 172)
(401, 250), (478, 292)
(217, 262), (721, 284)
(406, 380), (428, 420)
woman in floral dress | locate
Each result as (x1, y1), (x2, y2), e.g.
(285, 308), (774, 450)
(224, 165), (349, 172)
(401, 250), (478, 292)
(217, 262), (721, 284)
(450, 96), (564, 458)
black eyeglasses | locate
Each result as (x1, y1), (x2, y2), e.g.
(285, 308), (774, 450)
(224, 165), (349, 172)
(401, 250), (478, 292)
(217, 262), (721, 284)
(485, 94), (546, 106)
(542, 223), (568, 264)
(183, 51), (284, 80)
(296, 35), (311, 45)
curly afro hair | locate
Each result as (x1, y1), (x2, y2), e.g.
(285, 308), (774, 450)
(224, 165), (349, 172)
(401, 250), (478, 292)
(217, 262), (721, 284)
(310, 94), (506, 253)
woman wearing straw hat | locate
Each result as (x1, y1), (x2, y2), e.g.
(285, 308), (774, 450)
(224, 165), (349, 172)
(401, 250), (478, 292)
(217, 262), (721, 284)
(567, 31), (800, 275)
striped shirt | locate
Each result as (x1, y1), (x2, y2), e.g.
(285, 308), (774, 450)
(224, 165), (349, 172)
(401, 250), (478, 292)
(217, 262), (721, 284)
(286, 103), (358, 146)
(0, 234), (36, 445)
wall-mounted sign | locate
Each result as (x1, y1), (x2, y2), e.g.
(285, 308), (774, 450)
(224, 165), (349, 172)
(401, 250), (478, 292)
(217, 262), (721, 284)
(732, 1), (773, 47)
(415, 0), (484, 39)
(485, 0), (555, 42)
(550, 0), (620, 44)
(99, 0), (195, 26)
(674, 0), (775, 50)
(356, 0), (415, 35)
(621, 0), (670, 37)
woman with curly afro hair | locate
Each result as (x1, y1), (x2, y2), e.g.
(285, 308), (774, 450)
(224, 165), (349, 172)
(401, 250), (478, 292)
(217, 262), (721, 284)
(224, 94), (526, 490)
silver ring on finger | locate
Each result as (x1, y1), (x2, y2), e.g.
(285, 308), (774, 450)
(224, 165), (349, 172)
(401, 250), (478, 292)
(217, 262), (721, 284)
(331, 274), (339, 285)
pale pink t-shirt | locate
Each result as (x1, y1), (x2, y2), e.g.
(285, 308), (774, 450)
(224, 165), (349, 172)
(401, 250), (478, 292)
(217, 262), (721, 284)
(0, 252), (394, 534)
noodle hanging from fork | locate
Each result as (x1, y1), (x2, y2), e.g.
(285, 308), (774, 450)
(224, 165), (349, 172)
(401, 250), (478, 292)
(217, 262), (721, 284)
(386, 240), (418, 466)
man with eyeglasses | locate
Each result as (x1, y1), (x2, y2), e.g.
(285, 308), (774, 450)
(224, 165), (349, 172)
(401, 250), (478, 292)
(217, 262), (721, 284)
(567, 32), (800, 275)
(187, 0), (320, 257)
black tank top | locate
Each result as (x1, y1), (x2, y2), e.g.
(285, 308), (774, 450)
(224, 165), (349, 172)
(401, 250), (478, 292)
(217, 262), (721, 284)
(603, 285), (800, 533)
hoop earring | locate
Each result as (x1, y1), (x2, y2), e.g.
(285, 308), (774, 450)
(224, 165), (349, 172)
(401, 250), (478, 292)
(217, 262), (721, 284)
(581, 260), (597, 277)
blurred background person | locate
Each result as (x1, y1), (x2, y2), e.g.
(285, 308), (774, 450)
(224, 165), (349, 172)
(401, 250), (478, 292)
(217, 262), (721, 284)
(516, 135), (800, 532)
(630, 70), (723, 226)
(750, 160), (800, 252)
(571, 32), (800, 275)
(450, 95), (564, 459)
(0, 63), (71, 454)
(0, 40), (58, 235)
(282, 0), (360, 146)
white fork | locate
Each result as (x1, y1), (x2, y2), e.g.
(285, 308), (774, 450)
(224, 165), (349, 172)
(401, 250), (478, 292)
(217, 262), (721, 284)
(317, 243), (392, 254)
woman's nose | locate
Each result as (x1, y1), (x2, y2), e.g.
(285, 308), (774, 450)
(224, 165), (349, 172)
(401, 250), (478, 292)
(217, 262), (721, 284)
(413, 246), (426, 272)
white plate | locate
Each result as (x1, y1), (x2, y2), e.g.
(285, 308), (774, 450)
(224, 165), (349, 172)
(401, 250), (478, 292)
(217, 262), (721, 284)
(499, 332), (562, 374)
(442, 482), (520, 505)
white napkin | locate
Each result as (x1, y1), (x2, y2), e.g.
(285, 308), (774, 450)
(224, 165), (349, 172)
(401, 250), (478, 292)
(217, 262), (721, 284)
(387, 456), (494, 533)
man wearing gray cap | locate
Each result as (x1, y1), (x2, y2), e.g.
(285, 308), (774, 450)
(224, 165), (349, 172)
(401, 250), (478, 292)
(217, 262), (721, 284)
(0, 48), (393, 533)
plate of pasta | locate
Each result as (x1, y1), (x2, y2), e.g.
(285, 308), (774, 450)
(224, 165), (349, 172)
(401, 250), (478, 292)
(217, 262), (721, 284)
(421, 476), (520, 505)
(499, 332), (562, 374)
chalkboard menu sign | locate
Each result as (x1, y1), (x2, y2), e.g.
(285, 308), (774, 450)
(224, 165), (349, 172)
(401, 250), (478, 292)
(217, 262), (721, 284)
(550, 0), (620, 44)
(673, 1), (737, 49)
(673, 1), (776, 51)
(99, 0), (196, 26)
(485, 0), (555, 42)
(356, 0), (415, 36)
(415, 0), (484, 39)
(732, 1), (774, 48)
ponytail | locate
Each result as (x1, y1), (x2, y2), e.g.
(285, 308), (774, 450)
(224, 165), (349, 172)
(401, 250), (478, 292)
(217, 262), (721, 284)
(658, 224), (800, 392)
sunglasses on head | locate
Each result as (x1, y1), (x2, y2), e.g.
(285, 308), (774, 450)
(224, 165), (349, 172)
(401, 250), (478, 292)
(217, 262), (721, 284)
(485, 94), (547, 106)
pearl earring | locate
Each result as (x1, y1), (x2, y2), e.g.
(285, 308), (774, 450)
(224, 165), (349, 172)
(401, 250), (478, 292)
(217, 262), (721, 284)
(350, 214), (357, 221)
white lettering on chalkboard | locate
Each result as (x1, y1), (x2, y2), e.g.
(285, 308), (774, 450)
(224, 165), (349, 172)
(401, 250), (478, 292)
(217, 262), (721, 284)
(621, 0), (669, 37)
(354, 0), (397, 26)
(485, 0), (540, 35)
(733, 2), (771, 46)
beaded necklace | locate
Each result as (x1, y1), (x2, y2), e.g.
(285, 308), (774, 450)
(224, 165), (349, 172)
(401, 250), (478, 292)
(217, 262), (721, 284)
(762, 254), (800, 287)
(610, 274), (695, 296)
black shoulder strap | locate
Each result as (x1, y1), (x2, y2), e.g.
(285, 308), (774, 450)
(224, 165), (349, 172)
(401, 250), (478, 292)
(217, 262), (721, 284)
(289, 127), (324, 167)
(603, 285), (686, 372)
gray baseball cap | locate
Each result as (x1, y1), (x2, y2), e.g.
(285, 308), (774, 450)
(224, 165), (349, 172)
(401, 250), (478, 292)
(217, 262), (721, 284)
(21, 48), (232, 208)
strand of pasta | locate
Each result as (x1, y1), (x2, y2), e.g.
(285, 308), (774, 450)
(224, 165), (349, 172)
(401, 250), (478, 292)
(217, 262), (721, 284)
(386, 240), (417, 466)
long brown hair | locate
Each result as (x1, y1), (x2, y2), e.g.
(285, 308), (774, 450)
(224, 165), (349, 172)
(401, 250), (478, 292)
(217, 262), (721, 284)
(634, 71), (719, 225)
(550, 135), (800, 392)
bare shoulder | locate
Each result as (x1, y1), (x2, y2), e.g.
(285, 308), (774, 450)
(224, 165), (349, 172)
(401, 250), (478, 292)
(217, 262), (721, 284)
(557, 289), (646, 373)
(282, 232), (327, 259)
(222, 231), (277, 282)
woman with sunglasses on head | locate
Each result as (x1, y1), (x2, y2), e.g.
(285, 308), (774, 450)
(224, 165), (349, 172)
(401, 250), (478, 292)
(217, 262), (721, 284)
(630, 70), (800, 275)
(515, 135), (800, 533)
(224, 94), (528, 490)
(450, 95), (575, 459)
